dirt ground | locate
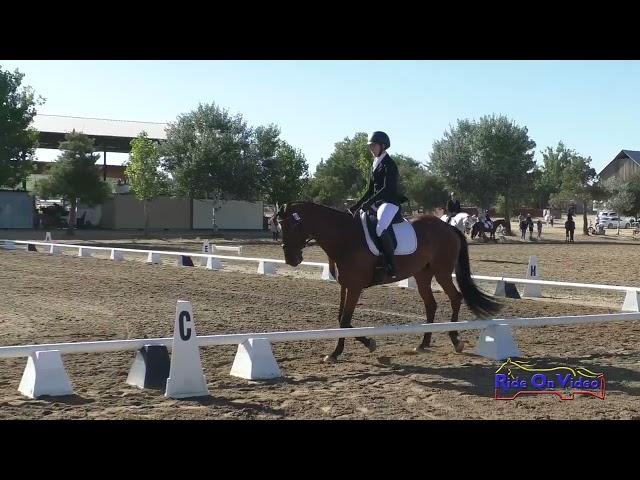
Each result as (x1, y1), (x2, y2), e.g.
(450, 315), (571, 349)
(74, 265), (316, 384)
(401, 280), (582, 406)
(1, 221), (640, 419)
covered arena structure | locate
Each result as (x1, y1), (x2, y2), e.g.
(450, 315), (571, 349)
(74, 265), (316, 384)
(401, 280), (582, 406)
(32, 114), (168, 180)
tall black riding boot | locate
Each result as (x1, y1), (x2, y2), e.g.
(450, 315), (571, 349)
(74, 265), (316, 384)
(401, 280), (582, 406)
(379, 229), (397, 278)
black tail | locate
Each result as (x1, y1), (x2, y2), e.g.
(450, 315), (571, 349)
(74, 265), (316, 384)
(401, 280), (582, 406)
(452, 227), (502, 318)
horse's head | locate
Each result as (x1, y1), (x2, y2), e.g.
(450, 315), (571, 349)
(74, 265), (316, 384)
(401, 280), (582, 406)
(276, 203), (312, 267)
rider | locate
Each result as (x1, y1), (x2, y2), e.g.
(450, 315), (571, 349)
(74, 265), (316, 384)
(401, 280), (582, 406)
(349, 131), (407, 278)
(484, 210), (493, 230)
(446, 192), (461, 225)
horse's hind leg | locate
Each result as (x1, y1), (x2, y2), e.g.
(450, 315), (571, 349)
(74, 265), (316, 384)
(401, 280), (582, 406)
(414, 268), (437, 352)
(324, 286), (375, 363)
(434, 272), (465, 353)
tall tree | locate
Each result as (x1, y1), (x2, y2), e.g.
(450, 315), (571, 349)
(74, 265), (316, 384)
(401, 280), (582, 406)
(429, 119), (483, 207)
(306, 134), (368, 207)
(430, 116), (536, 234)
(550, 153), (604, 235)
(410, 173), (450, 212)
(602, 177), (637, 234)
(393, 155), (449, 213)
(35, 131), (111, 234)
(350, 132), (374, 194)
(161, 103), (257, 200)
(255, 124), (309, 206)
(261, 142), (308, 206)
(125, 131), (169, 236)
(473, 115), (536, 234)
(0, 66), (44, 188)
(533, 142), (575, 208)
(624, 171), (640, 217)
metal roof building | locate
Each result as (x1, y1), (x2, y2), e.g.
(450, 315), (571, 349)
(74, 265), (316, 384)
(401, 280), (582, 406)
(33, 114), (168, 180)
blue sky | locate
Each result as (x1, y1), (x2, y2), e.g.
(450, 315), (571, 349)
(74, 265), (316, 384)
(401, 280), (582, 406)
(2, 60), (639, 174)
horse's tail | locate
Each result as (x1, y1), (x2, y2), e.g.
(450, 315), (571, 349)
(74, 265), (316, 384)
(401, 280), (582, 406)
(452, 227), (502, 318)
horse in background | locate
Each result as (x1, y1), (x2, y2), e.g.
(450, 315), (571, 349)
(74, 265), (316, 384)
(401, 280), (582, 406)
(440, 212), (471, 235)
(471, 218), (509, 241)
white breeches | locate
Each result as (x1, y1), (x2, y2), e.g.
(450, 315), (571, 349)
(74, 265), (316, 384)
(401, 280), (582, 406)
(376, 202), (399, 236)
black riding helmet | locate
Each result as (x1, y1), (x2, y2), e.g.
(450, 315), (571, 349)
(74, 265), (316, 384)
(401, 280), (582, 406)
(368, 131), (390, 150)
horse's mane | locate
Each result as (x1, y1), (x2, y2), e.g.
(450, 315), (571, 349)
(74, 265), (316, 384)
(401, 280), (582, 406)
(287, 201), (351, 216)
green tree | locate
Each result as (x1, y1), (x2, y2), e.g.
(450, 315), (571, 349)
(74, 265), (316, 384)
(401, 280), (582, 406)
(527, 167), (547, 208)
(429, 119), (483, 207)
(306, 134), (368, 207)
(306, 133), (439, 211)
(125, 131), (169, 236)
(261, 142), (308, 206)
(473, 115), (536, 234)
(391, 155), (450, 213)
(411, 173), (450, 213)
(625, 172), (640, 217)
(394, 154), (424, 212)
(350, 132), (373, 194)
(161, 103), (258, 200)
(602, 177), (637, 234)
(254, 124), (309, 206)
(550, 153), (604, 235)
(430, 116), (536, 234)
(0, 66), (44, 188)
(35, 131), (111, 234)
(533, 142), (575, 208)
(306, 160), (358, 207)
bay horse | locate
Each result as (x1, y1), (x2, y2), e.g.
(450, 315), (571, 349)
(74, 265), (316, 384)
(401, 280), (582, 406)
(471, 219), (508, 241)
(275, 202), (501, 363)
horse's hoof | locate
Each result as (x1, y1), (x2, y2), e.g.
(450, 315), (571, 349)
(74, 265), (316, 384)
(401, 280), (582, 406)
(323, 355), (337, 364)
(454, 341), (466, 353)
(368, 339), (377, 353)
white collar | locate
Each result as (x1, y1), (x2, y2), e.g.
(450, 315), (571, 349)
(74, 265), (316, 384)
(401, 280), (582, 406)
(372, 151), (387, 171)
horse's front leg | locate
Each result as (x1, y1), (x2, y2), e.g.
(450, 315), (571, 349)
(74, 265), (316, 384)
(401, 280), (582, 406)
(324, 286), (375, 363)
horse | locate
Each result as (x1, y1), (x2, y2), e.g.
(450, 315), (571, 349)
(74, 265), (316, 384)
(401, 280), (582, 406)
(440, 212), (470, 235)
(471, 219), (508, 241)
(275, 202), (501, 362)
(565, 218), (575, 243)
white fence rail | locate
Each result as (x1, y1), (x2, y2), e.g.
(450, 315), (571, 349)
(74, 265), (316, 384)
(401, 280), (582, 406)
(4, 240), (640, 298)
(3, 300), (639, 398)
(1, 311), (638, 359)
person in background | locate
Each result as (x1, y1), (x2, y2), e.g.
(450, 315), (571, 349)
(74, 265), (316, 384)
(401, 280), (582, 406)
(526, 213), (534, 240)
(536, 218), (543, 239)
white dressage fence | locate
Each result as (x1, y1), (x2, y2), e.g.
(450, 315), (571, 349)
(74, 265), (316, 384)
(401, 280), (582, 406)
(3, 242), (639, 309)
(2, 300), (639, 399)
(2, 239), (333, 280)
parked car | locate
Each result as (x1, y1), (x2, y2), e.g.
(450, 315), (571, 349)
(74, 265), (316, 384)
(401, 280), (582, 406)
(597, 211), (617, 221)
(598, 215), (635, 229)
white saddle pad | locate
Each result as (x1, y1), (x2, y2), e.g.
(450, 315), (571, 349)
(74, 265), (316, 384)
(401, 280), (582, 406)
(360, 212), (417, 256)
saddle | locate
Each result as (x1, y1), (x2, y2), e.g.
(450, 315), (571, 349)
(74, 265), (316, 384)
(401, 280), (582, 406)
(364, 208), (404, 254)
